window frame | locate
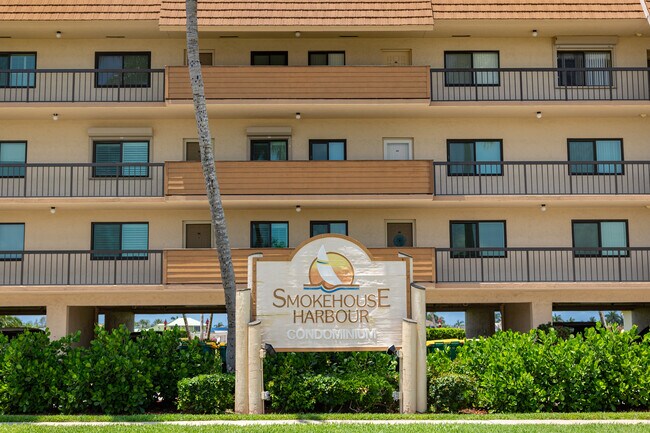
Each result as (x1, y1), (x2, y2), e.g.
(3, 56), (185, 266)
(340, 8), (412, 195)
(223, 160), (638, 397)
(571, 219), (629, 258)
(92, 140), (151, 178)
(449, 220), (507, 258)
(447, 139), (504, 176)
(310, 221), (349, 237)
(385, 220), (416, 247)
(250, 51), (289, 66)
(250, 221), (289, 248)
(308, 51), (346, 66)
(567, 138), (624, 175)
(308, 139), (347, 161)
(94, 52), (152, 88)
(91, 222), (149, 260)
(0, 141), (27, 179)
(0, 52), (37, 88)
(556, 50), (612, 87)
(0, 223), (25, 262)
(444, 51), (500, 87)
(249, 139), (289, 161)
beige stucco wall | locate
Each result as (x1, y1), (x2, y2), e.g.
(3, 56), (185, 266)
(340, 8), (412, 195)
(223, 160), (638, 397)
(1, 36), (648, 68)
(1, 206), (648, 250)
(2, 117), (649, 163)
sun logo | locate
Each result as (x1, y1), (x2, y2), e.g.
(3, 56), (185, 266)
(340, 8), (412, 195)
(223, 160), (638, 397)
(307, 245), (356, 292)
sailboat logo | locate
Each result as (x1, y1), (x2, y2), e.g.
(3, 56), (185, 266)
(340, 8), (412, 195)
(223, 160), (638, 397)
(305, 245), (359, 293)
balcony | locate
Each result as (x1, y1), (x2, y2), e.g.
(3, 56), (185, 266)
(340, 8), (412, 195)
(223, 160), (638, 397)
(165, 160), (434, 196)
(0, 250), (163, 286)
(435, 247), (650, 283)
(166, 66), (431, 101)
(433, 161), (650, 196)
(0, 163), (165, 198)
(164, 247), (436, 284)
(430, 68), (650, 102)
(0, 69), (165, 103)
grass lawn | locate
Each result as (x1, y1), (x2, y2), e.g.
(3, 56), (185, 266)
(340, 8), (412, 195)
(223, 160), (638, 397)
(0, 425), (649, 433)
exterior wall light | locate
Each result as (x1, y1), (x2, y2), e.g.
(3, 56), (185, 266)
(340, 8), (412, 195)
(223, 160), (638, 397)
(532, 30), (538, 37)
(56, 31), (62, 38)
(536, 111), (542, 119)
(295, 112), (301, 120)
(50, 207), (56, 214)
(540, 204), (547, 212)
(295, 205), (301, 213)
(295, 31), (301, 38)
(52, 113), (59, 121)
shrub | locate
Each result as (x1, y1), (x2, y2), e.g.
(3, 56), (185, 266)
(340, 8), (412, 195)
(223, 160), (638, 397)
(429, 373), (476, 413)
(0, 330), (76, 414)
(176, 374), (235, 414)
(426, 328), (465, 340)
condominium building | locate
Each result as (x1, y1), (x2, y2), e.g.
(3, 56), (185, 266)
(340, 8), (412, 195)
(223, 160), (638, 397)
(1, 0), (649, 343)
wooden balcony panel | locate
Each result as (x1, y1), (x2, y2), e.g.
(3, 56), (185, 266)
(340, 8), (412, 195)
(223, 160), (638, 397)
(166, 66), (431, 100)
(163, 247), (436, 285)
(165, 161), (434, 196)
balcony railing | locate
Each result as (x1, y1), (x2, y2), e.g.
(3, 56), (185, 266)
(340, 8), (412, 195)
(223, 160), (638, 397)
(0, 250), (163, 285)
(166, 66), (431, 100)
(165, 160), (434, 196)
(433, 161), (650, 196)
(0, 69), (165, 103)
(430, 67), (650, 102)
(436, 247), (650, 283)
(0, 163), (165, 197)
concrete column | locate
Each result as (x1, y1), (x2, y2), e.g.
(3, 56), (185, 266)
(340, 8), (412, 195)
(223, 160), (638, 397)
(465, 306), (495, 338)
(503, 302), (552, 333)
(400, 318), (417, 414)
(67, 307), (96, 346)
(104, 311), (135, 332)
(410, 284), (427, 413)
(247, 320), (264, 414)
(235, 288), (252, 414)
(46, 304), (68, 340)
(622, 311), (633, 331)
(631, 308), (650, 331)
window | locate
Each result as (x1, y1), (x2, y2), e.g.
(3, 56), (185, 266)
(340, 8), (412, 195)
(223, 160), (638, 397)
(387, 222), (414, 247)
(251, 52), (288, 66)
(93, 141), (149, 177)
(309, 140), (346, 160)
(308, 51), (345, 66)
(95, 52), (151, 87)
(448, 140), (502, 175)
(445, 51), (499, 86)
(0, 53), (36, 88)
(251, 222), (288, 248)
(557, 51), (611, 86)
(572, 220), (628, 257)
(568, 139), (622, 175)
(250, 139), (288, 161)
(0, 141), (26, 178)
(91, 222), (149, 259)
(0, 223), (24, 261)
(311, 221), (348, 237)
(450, 221), (506, 258)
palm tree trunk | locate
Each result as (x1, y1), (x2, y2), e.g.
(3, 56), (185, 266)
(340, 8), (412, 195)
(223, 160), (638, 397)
(207, 313), (214, 340)
(599, 311), (608, 328)
(185, 0), (238, 372)
(182, 313), (192, 339)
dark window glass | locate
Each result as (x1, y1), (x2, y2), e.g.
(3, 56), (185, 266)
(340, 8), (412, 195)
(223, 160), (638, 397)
(93, 141), (149, 177)
(448, 140), (502, 175)
(557, 51), (611, 86)
(309, 140), (346, 160)
(250, 140), (288, 161)
(251, 52), (288, 66)
(450, 221), (505, 258)
(92, 222), (149, 259)
(568, 139), (622, 175)
(445, 52), (499, 86)
(0, 141), (26, 178)
(308, 52), (345, 66)
(0, 53), (36, 88)
(251, 222), (288, 248)
(310, 221), (348, 237)
(573, 221), (628, 257)
(0, 223), (24, 260)
(96, 52), (151, 87)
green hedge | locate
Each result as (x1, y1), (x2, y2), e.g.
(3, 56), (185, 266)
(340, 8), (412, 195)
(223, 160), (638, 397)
(177, 374), (235, 414)
(426, 327), (465, 340)
(429, 326), (650, 413)
(0, 327), (219, 415)
(264, 352), (398, 413)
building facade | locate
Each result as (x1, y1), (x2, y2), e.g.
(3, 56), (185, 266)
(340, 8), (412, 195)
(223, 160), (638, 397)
(1, 0), (650, 343)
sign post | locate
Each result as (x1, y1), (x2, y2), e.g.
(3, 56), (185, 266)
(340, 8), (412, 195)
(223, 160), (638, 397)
(235, 235), (427, 414)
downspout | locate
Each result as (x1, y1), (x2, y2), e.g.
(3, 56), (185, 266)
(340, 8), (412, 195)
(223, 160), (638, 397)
(641, 0), (650, 27)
